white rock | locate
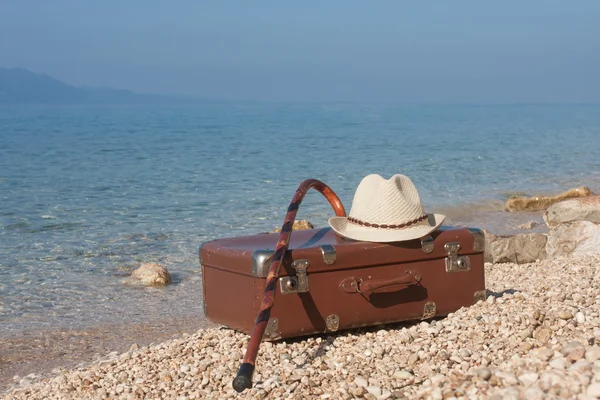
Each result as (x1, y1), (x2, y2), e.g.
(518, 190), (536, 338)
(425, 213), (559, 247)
(544, 196), (600, 227)
(495, 371), (518, 385)
(546, 221), (600, 258)
(393, 370), (413, 380)
(585, 346), (600, 362)
(518, 371), (539, 386)
(489, 233), (547, 264)
(128, 263), (171, 286)
(523, 387), (545, 400)
(535, 347), (554, 361)
(366, 386), (382, 397)
(549, 358), (566, 370)
(354, 376), (368, 387)
(587, 383), (600, 397)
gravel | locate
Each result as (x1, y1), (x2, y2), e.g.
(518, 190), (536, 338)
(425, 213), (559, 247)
(3, 253), (600, 399)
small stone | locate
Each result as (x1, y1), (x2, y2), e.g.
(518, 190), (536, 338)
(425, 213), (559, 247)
(366, 386), (382, 397)
(534, 327), (552, 343)
(523, 387), (545, 400)
(393, 370), (413, 380)
(561, 341), (584, 356)
(588, 383), (600, 397)
(516, 344), (531, 356)
(518, 372), (539, 386)
(426, 328), (439, 336)
(585, 346), (600, 362)
(476, 368), (492, 380)
(19, 378), (31, 387)
(549, 358), (566, 370)
(430, 374), (446, 385)
(558, 310), (573, 320)
(535, 347), (554, 361)
(486, 296), (495, 305)
(575, 312), (586, 324)
(519, 329), (534, 340)
(459, 349), (471, 359)
(351, 386), (366, 397)
(354, 376), (368, 387)
(567, 347), (585, 362)
(495, 371), (518, 385)
(568, 359), (592, 373)
(271, 219), (313, 232)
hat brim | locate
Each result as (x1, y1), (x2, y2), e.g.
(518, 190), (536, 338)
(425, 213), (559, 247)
(328, 213), (445, 243)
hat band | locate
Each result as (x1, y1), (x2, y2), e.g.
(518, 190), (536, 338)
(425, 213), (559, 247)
(347, 214), (428, 230)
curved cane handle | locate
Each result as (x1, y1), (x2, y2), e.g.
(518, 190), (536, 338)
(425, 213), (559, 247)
(233, 179), (346, 393)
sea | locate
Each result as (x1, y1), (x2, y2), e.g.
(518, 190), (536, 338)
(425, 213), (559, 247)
(1, 102), (600, 387)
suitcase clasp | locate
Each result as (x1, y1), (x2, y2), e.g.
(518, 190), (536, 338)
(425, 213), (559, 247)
(421, 235), (434, 254)
(279, 259), (310, 294)
(444, 242), (471, 272)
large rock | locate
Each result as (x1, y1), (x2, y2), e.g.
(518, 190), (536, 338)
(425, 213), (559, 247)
(505, 186), (594, 212)
(482, 229), (496, 264)
(271, 219), (314, 233)
(129, 263), (171, 286)
(489, 233), (547, 264)
(546, 221), (600, 258)
(544, 195), (600, 228)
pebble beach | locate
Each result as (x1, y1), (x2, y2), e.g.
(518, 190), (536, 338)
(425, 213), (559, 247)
(3, 252), (600, 400)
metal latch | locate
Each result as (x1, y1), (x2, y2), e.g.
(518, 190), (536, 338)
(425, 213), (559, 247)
(444, 242), (471, 272)
(320, 245), (336, 265)
(279, 259), (310, 294)
(421, 235), (434, 254)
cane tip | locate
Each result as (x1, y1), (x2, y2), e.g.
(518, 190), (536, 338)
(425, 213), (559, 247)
(233, 363), (254, 393)
(232, 375), (252, 393)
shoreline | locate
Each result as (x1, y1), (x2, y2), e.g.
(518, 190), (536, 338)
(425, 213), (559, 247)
(0, 206), (554, 393)
(3, 252), (600, 398)
(0, 317), (217, 392)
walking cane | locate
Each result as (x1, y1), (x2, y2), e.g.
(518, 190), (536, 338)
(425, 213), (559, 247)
(232, 179), (346, 393)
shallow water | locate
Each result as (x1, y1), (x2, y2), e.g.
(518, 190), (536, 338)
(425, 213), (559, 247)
(1, 103), (599, 387)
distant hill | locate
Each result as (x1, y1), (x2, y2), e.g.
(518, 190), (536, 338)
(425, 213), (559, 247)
(0, 67), (198, 105)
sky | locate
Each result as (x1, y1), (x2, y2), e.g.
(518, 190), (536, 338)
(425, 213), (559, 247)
(1, 1), (599, 103)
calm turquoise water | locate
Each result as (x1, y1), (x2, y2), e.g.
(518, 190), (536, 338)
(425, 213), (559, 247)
(1, 103), (600, 337)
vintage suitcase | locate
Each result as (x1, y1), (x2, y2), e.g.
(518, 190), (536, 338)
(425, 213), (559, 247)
(200, 225), (486, 340)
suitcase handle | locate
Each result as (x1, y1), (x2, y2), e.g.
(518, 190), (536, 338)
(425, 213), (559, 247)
(341, 271), (420, 294)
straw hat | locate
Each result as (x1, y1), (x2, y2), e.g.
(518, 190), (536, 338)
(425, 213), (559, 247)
(328, 174), (445, 242)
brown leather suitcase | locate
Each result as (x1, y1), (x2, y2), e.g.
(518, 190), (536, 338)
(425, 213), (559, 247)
(200, 225), (486, 340)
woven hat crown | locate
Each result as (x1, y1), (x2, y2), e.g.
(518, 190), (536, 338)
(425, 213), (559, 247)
(348, 174), (427, 226)
(329, 173), (444, 242)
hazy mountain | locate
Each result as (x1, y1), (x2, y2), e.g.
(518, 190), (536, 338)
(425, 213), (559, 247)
(0, 68), (198, 105)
